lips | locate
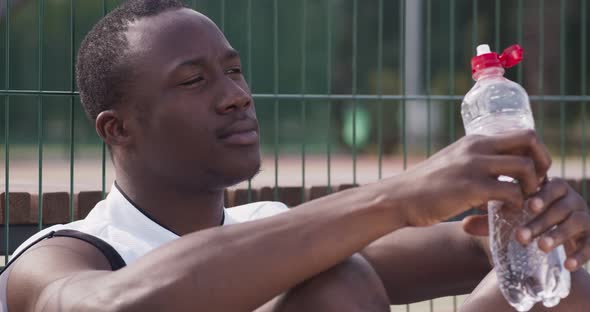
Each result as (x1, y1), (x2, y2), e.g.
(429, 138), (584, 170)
(218, 120), (259, 146)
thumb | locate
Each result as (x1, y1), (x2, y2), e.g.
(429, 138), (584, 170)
(462, 215), (489, 236)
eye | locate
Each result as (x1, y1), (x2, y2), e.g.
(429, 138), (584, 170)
(180, 76), (204, 86)
(225, 67), (243, 75)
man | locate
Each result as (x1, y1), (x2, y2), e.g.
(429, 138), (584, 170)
(2, 1), (590, 311)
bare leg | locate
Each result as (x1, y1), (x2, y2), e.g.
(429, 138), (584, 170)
(461, 269), (590, 312)
(255, 254), (390, 312)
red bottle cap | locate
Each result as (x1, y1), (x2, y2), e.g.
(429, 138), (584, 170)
(471, 44), (523, 74)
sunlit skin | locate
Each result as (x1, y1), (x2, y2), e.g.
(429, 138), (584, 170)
(98, 9), (261, 235)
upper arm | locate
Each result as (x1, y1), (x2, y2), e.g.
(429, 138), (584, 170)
(7, 237), (114, 312)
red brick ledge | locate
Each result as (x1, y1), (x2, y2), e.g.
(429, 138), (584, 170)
(0, 184), (361, 225)
(1, 180), (588, 225)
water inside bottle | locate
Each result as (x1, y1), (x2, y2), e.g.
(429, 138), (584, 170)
(488, 196), (570, 311)
(464, 111), (570, 311)
(464, 109), (534, 136)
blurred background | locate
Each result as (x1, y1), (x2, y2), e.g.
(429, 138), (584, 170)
(0, 1), (588, 310)
(1, 0), (589, 194)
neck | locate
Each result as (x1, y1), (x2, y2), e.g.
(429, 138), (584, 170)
(115, 170), (225, 236)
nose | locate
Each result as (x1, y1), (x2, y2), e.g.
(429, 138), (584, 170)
(216, 79), (252, 115)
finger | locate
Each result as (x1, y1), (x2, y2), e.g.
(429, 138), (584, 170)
(526, 178), (569, 215)
(483, 155), (539, 196)
(486, 130), (551, 178)
(517, 198), (574, 244)
(484, 180), (524, 209)
(525, 197), (544, 215)
(565, 237), (590, 271)
(564, 238), (580, 257)
(462, 214), (489, 236)
(536, 211), (590, 253)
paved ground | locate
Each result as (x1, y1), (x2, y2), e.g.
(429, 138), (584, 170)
(2, 153), (588, 193)
(390, 296), (469, 312)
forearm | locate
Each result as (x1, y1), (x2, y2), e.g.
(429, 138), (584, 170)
(25, 131), (554, 311)
(41, 185), (406, 312)
(361, 222), (492, 304)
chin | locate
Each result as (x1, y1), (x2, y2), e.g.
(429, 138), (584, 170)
(244, 162), (262, 181)
(217, 157), (261, 188)
(201, 144), (260, 188)
(238, 147), (261, 179)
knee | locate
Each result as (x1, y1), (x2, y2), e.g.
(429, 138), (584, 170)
(326, 254), (390, 311)
(277, 254), (390, 312)
(460, 270), (510, 312)
(325, 254), (388, 295)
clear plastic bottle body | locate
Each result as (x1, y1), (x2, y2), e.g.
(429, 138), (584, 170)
(462, 68), (571, 312)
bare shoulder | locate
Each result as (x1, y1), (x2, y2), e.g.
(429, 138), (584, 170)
(7, 236), (113, 312)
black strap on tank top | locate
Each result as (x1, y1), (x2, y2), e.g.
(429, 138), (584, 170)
(0, 229), (126, 276)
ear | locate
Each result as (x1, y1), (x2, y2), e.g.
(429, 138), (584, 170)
(95, 110), (133, 147)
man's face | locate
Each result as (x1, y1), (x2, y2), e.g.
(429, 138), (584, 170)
(123, 8), (260, 190)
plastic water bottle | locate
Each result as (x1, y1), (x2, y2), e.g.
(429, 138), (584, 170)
(461, 44), (571, 311)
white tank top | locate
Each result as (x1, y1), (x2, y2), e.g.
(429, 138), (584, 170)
(0, 184), (288, 311)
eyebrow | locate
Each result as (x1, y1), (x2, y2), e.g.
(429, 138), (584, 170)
(175, 49), (241, 70)
(222, 49), (240, 61)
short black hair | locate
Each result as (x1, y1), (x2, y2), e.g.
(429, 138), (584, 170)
(76, 0), (186, 120)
